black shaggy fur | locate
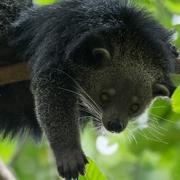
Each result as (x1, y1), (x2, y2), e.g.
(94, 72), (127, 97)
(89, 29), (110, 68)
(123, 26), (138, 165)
(0, 0), (32, 65)
(0, 0), (179, 178)
(0, 81), (41, 138)
(0, 0), (41, 139)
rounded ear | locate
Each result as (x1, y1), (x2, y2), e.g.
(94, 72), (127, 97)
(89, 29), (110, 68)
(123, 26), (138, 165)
(168, 43), (180, 74)
(152, 84), (170, 97)
(65, 32), (112, 68)
(92, 48), (112, 68)
(169, 44), (179, 58)
(65, 24), (122, 68)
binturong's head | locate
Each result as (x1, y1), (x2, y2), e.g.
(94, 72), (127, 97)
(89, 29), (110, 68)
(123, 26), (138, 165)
(66, 1), (179, 133)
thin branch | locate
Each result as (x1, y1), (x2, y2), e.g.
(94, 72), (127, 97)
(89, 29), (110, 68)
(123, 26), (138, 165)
(0, 160), (16, 180)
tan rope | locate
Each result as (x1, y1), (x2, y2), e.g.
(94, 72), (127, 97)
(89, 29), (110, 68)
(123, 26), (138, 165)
(0, 58), (179, 86)
(0, 62), (30, 85)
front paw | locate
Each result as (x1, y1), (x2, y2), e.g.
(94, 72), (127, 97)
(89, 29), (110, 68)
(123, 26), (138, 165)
(57, 149), (88, 179)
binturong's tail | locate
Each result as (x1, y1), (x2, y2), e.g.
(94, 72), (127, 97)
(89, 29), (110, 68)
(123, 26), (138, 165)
(0, 0), (42, 139)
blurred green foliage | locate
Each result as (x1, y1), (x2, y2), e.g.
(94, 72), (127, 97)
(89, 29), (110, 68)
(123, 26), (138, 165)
(0, 0), (180, 180)
(79, 158), (107, 180)
(172, 87), (180, 113)
(34, 0), (56, 5)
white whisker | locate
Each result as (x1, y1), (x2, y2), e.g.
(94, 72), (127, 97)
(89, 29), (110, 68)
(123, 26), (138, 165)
(149, 112), (175, 124)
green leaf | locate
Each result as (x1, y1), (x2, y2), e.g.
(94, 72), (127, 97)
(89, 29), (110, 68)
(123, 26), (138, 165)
(171, 86), (180, 113)
(171, 74), (180, 86)
(34, 0), (56, 5)
(163, 0), (180, 14)
(149, 98), (171, 118)
(0, 140), (16, 162)
(79, 158), (107, 180)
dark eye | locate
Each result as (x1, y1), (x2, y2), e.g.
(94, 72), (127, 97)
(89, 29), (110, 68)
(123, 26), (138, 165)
(100, 92), (110, 103)
(129, 103), (140, 115)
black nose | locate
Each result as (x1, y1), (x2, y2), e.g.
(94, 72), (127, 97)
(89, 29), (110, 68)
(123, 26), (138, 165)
(107, 119), (125, 133)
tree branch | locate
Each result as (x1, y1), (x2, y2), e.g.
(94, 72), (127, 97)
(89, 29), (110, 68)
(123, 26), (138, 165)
(0, 62), (30, 85)
(0, 160), (16, 180)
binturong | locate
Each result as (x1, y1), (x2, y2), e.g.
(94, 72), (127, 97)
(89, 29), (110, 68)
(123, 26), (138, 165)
(0, 0), (179, 179)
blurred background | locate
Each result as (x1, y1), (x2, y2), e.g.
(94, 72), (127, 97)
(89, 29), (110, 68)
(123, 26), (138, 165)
(0, 0), (180, 180)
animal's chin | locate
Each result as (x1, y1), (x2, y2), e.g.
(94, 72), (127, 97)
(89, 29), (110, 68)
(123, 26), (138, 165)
(106, 125), (127, 134)
(106, 128), (124, 134)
